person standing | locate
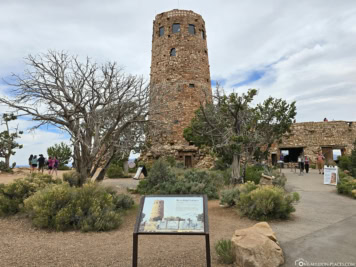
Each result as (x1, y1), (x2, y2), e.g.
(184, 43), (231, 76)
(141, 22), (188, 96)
(38, 154), (45, 173)
(53, 157), (59, 177)
(47, 157), (54, 174)
(28, 154), (33, 167)
(317, 152), (325, 174)
(304, 155), (310, 174)
(31, 155), (38, 173)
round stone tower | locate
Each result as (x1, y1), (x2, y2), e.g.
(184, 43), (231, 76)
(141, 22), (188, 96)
(149, 200), (164, 221)
(145, 9), (213, 167)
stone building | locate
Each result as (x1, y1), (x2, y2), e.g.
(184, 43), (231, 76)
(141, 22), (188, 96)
(270, 121), (356, 165)
(142, 9), (213, 167)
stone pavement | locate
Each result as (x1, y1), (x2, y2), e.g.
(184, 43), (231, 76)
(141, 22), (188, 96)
(270, 168), (356, 267)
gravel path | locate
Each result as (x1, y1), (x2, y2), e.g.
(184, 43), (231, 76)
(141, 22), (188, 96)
(0, 176), (255, 267)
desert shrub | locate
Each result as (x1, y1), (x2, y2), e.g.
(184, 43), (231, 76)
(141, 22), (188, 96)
(106, 164), (124, 178)
(0, 161), (13, 173)
(24, 183), (133, 231)
(272, 173), (287, 188)
(63, 171), (81, 187)
(244, 165), (263, 184)
(215, 239), (236, 264)
(237, 185), (300, 220)
(239, 181), (258, 194)
(137, 160), (219, 199)
(310, 164), (316, 169)
(220, 187), (240, 207)
(164, 156), (177, 167)
(337, 177), (356, 199)
(338, 155), (351, 171)
(0, 173), (62, 216)
(146, 159), (176, 186)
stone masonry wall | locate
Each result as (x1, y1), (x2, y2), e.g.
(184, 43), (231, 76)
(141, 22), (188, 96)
(143, 9), (213, 167)
(271, 121), (356, 163)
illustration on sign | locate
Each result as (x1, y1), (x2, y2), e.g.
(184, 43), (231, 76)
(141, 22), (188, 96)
(324, 166), (339, 185)
(138, 196), (204, 233)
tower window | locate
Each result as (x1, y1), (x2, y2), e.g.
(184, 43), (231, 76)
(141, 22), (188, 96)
(170, 48), (176, 56)
(189, 83), (195, 88)
(201, 30), (205, 39)
(159, 26), (164, 37)
(172, 23), (180, 33)
(188, 24), (195, 35)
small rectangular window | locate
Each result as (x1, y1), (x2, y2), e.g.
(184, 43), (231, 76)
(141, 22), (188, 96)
(172, 23), (180, 33)
(188, 24), (195, 35)
(201, 30), (205, 39)
(159, 26), (164, 37)
(189, 84), (195, 88)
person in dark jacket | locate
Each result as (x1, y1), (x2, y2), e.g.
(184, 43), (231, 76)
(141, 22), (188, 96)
(38, 154), (45, 173)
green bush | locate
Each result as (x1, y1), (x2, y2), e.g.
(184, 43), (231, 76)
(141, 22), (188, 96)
(244, 165), (263, 184)
(338, 155), (351, 171)
(237, 185), (300, 220)
(137, 160), (219, 199)
(220, 187), (240, 207)
(24, 183), (133, 231)
(0, 161), (13, 173)
(272, 173), (287, 188)
(310, 164), (316, 169)
(0, 173), (62, 216)
(63, 171), (81, 187)
(337, 177), (356, 199)
(106, 164), (124, 178)
(215, 239), (236, 264)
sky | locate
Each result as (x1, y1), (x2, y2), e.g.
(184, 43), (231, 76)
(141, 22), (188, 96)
(0, 0), (356, 165)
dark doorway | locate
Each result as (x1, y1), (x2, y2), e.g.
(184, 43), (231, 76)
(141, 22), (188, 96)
(271, 154), (277, 166)
(185, 156), (192, 168)
(279, 147), (304, 163)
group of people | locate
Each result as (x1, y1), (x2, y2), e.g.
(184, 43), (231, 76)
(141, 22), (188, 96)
(297, 154), (310, 175)
(29, 154), (59, 176)
(297, 152), (325, 175)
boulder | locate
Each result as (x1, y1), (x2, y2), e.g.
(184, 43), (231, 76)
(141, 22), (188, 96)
(231, 222), (284, 267)
(259, 174), (275, 185)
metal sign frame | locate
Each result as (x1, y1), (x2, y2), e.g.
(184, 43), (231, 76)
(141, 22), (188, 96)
(132, 194), (211, 267)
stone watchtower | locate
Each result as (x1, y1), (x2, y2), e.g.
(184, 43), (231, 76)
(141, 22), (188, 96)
(149, 200), (164, 221)
(144, 9), (212, 167)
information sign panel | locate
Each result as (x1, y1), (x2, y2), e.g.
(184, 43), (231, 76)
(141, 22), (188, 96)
(137, 196), (205, 233)
(132, 195), (210, 267)
(324, 166), (339, 185)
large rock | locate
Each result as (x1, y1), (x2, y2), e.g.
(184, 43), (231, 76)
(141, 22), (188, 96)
(231, 222), (284, 267)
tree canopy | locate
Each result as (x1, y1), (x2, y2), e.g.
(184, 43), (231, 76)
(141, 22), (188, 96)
(0, 51), (157, 182)
(184, 87), (296, 183)
(0, 113), (23, 169)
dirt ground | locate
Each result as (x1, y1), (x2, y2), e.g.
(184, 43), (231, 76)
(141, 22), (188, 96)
(0, 170), (256, 267)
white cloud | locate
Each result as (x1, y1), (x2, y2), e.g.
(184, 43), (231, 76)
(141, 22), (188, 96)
(0, 0), (356, 162)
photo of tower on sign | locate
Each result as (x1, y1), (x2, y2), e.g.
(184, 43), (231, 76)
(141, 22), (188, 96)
(138, 196), (205, 233)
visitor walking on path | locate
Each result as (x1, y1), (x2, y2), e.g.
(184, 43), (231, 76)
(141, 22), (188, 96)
(30, 155), (38, 173)
(298, 154), (305, 175)
(317, 152), (325, 174)
(38, 154), (45, 173)
(304, 155), (310, 174)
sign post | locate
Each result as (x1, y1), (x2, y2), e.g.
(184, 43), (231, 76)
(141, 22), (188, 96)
(132, 195), (211, 267)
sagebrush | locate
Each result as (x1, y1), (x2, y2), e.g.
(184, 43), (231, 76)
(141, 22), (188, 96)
(24, 183), (134, 231)
(0, 173), (62, 216)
